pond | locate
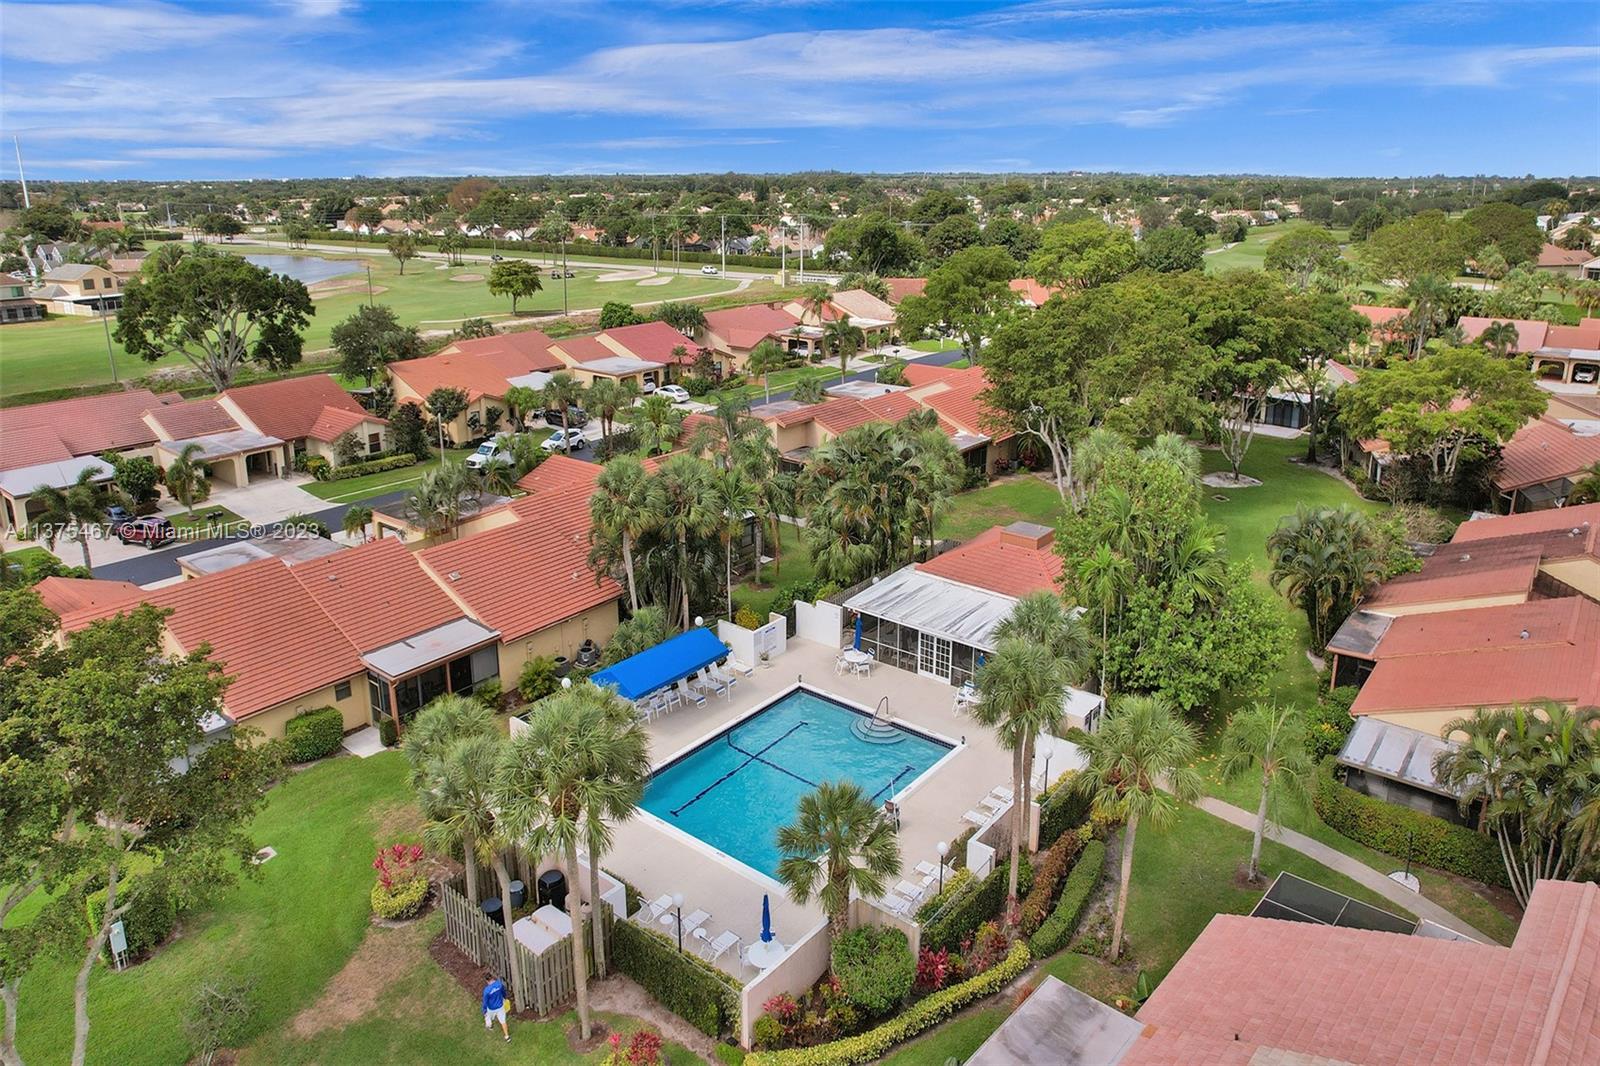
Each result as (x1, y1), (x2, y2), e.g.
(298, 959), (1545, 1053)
(243, 254), (362, 285)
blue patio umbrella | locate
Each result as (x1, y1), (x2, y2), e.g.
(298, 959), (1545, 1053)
(853, 616), (863, 650)
(976, 651), (985, 668)
(760, 894), (774, 943)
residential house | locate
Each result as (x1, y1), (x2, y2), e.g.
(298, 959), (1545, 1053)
(1533, 242), (1595, 277)
(545, 321), (702, 389)
(699, 302), (815, 370)
(901, 363), (1018, 473)
(387, 329), (560, 443)
(30, 263), (123, 315)
(105, 251), (149, 280)
(781, 288), (899, 347)
(882, 277), (927, 305)
(1351, 304), (1408, 359)
(24, 240), (68, 275)
(1008, 277), (1060, 308)
(0, 270), (44, 323)
(1458, 314), (1600, 384)
(1492, 415), (1600, 511)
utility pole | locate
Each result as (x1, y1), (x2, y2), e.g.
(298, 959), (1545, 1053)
(798, 222), (805, 283)
(561, 236), (568, 316)
(99, 298), (117, 383)
(366, 265), (374, 307)
(720, 214), (727, 276)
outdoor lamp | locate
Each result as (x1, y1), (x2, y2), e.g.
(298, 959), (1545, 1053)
(672, 892), (685, 952)
(561, 677), (572, 689)
(936, 841), (948, 893)
(1038, 736), (1055, 793)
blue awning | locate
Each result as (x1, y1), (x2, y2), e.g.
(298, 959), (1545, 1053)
(589, 627), (727, 701)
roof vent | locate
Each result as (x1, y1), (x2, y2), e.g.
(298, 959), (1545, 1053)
(448, 571), (461, 581)
(1520, 629), (1530, 640)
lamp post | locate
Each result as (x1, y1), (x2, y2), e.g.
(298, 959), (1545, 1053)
(935, 841), (948, 894)
(672, 892), (685, 952)
(98, 297), (117, 383)
(1038, 736), (1055, 795)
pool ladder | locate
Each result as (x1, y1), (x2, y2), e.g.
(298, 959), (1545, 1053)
(852, 697), (904, 744)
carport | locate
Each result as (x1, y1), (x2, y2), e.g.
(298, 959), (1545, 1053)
(0, 456), (115, 535)
(157, 430), (286, 487)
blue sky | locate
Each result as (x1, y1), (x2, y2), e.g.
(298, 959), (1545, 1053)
(2, 0), (1596, 180)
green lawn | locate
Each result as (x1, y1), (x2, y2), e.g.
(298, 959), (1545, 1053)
(732, 523), (817, 617)
(878, 1006), (1008, 1066)
(721, 364), (845, 406)
(300, 448), (474, 504)
(908, 338), (961, 353)
(1204, 225), (1352, 274)
(935, 475), (1066, 543)
(167, 505), (247, 533)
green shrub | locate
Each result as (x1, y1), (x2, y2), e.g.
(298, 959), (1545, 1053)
(1312, 759), (1506, 886)
(325, 454), (418, 482)
(471, 679), (502, 711)
(733, 605), (763, 630)
(746, 942), (1030, 1066)
(370, 877), (430, 920)
(378, 718), (398, 747)
(303, 455), (332, 481)
(85, 875), (177, 961)
(922, 856), (1030, 953)
(830, 926), (915, 1015)
(1028, 839), (1106, 957)
(518, 656), (560, 702)
(1037, 780), (1092, 848)
(682, 375), (716, 397)
(283, 707), (343, 763)
(612, 919), (740, 1038)
(947, 826), (975, 870)
(1306, 687), (1358, 761)
(715, 1044), (749, 1066)
(753, 1015), (784, 1051)
(1019, 829), (1084, 935)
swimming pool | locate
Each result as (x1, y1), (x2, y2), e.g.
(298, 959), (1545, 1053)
(641, 687), (952, 880)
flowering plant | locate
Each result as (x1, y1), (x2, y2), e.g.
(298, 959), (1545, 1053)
(372, 843), (424, 891)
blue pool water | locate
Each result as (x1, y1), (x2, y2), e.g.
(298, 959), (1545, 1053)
(243, 254), (360, 285)
(641, 688), (951, 879)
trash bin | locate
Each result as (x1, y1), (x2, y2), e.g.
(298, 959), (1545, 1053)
(508, 880), (526, 910)
(537, 869), (568, 913)
(481, 897), (504, 926)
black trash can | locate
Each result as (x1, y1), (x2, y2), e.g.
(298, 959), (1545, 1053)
(481, 897), (504, 926)
(508, 880), (526, 910)
(537, 869), (568, 913)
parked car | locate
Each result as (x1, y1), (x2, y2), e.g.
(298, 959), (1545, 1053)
(655, 384), (691, 404)
(105, 504), (131, 530)
(116, 515), (176, 549)
(701, 265), (719, 275)
(640, 379), (657, 394)
(490, 254), (505, 261)
(540, 428), (587, 452)
(542, 405), (589, 428)
(464, 434), (514, 471)
(1575, 367), (1598, 384)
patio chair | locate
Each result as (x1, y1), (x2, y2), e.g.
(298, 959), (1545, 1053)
(676, 679), (706, 708)
(662, 685), (682, 710)
(727, 658), (755, 677)
(710, 663), (740, 693)
(646, 691), (669, 720)
(696, 667), (728, 697)
(989, 785), (1014, 803)
(894, 879), (925, 906)
(705, 929), (741, 964)
(680, 908), (711, 937)
(834, 653), (849, 676)
(641, 894), (673, 922)
(980, 794), (1009, 814)
(881, 890), (914, 918)
(961, 807), (990, 828)
(914, 860), (940, 880)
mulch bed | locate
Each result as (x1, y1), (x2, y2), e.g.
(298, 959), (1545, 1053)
(428, 931), (544, 1022)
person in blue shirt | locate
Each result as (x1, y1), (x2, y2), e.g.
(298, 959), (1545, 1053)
(482, 973), (509, 1041)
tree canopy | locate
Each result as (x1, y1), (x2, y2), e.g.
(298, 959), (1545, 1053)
(1025, 219), (1137, 289)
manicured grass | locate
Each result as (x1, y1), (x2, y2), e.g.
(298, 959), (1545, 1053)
(300, 449), (474, 504)
(1040, 952), (1133, 1005)
(908, 338), (961, 353)
(721, 363), (844, 406)
(13, 753), (412, 1066)
(1, 545), (62, 578)
(731, 523), (816, 617)
(935, 475), (1065, 543)
(1204, 225), (1352, 274)
(877, 1006), (1008, 1066)
(167, 504), (247, 533)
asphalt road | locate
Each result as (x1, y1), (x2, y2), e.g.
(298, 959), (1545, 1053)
(91, 346), (970, 585)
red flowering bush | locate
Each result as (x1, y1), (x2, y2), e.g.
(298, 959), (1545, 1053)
(763, 992), (801, 1025)
(915, 946), (951, 993)
(372, 843), (424, 891)
(604, 1029), (662, 1066)
(967, 920), (1011, 975)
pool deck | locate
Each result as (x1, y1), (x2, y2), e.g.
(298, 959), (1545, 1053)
(603, 638), (1015, 981)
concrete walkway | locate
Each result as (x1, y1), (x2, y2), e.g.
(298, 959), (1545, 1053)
(1195, 795), (1490, 941)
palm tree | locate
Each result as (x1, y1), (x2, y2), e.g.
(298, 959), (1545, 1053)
(164, 442), (208, 516)
(1072, 426), (1130, 501)
(775, 781), (901, 937)
(1266, 505), (1385, 650)
(402, 695), (498, 906)
(822, 319), (866, 382)
(736, 433), (783, 585)
(626, 394), (688, 456)
(747, 340), (788, 404)
(590, 456), (660, 611)
(709, 466), (755, 618)
(585, 378), (637, 443)
(541, 372), (586, 453)
(901, 426), (961, 564)
(691, 395), (762, 470)
(341, 504), (373, 542)
(1073, 695), (1202, 961)
(1402, 274), (1451, 359)
(30, 468), (104, 570)
(1074, 544), (1132, 697)
(655, 455), (715, 628)
(1137, 432), (1200, 480)
(404, 462), (481, 540)
(1566, 462), (1600, 505)
(1217, 703), (1312, 882)
(1479, 320), (1520, 359)
(498, 685), (651, 1039)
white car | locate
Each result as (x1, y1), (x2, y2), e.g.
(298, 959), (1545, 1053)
(655, 384), (691, 404)
(464, 435), (513, 471)
(1575, 367), (1598, 384)
(540, 427), (587, 452)
(700, 265), (719, 275)
(640, 379), (657, 394)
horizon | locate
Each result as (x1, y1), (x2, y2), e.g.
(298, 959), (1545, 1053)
(1, 0), (1596, 182)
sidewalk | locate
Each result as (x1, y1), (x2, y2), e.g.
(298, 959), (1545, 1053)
(1195, 796), (1490, 941)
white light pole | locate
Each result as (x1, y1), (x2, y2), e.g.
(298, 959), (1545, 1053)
(672, 891), (686, 952)
(935, 841), (948, 893)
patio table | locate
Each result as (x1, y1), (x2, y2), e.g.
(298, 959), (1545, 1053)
(746, 939), (786, 971)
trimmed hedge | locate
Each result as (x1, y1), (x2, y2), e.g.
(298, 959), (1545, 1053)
(86, 875), (177, 962)
(746, 942), (1031, 1066)
(1038, 784), (1091, 849)
(284, 707), (344, 763)
(922, 855), (1031, 953)
(612, 918), (741, 1038)
(1019, 830), (1083, 935)
(831, 925), (915, 1015)
(323, 454), (418, 482)
(310, 227), (787, 270)
(371, 877), (430, 920)
(1028, 839), (1105, 957)
(1312, 759), (1507, 887)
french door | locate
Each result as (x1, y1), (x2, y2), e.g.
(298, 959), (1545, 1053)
(917, 632), (952, 682)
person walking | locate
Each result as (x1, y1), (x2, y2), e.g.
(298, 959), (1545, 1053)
(482, 972), (510, 1042)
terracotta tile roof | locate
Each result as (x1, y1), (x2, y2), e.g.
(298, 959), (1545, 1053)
(1458, 315), (1550, 352)
(222, 374), (370, 442)
(1495, 416), (1600, 491)
(901, 363), (981, 388)
(859, 392), (924, 422)
(1361, 539), (1545, 609)
(291, 537), (468, 653)
(828, 288), (897, 321)
(1008, 277), (1060, 306)
(34, 576), (145, 629)
(1125, 879), (1600, 1066)
(1544, 318), (1600, 350)
(1538, 243), (1595, 268)
(702, 304), (801, 351)
(0, 388), (169, 471)
(599, 320), (701, 364)
(389, 330), (558, 402)
(305, 404), (384, 444)
(1327, 359), (1360, 385)
(882, 277), (926, 304)
(918, 376), (1010, 440)
(1351, 596), (1600, 716)
(1451, 501), (1600, 544)
(810, 398), (884, 434)
(917, 524), (1063, 598)
(419, 457), (621, 643)
(144, 398), (241, 440)
(551, 335), (621, 363)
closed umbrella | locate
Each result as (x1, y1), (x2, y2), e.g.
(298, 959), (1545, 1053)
(853, 616), (863, 650)
(760, 894), (774, 944)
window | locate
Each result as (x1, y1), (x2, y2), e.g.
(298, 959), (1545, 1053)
(334, 680), (352, 701)
(367, 432), (381, 454)
(82, 277), (95, 290)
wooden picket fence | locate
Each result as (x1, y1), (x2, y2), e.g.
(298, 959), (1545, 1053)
(439, 873), (614, 1016)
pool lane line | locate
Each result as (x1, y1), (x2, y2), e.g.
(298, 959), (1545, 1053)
(668, 721), (809, 818)
(724, 725), (821, 791)
(872, 765), (917, 803)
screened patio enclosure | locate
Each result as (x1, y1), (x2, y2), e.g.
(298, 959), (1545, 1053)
(841, 567), (1016, 687)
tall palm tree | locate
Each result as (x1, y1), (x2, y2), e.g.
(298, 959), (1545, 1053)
(585, 378), (637, 443)
(900, 426), (961, 563)
(572, 686), (651, 977)
(402, 695), (498, 905)
(541, 372), (587, 453)
(1266, 505), (1385, 650)
(626, 394), (688, 456)
(1073, 695), (1202, 961)
(498, 685), (651, 1039)
(1217, 702), (1312, 882)
(747, 339), (788, 404)
(655, 455), (715, 628)
(798, 282), (833, 327)
(404, 462), (481, 540)
(1402, 274), (1451, 359)
(1073, 544), (1132, 697)
(1071, 426), (1130, 502)
(502, 384), (540, 433)
(590, 456), (661, 611)
(822, 319), (866, 382)
(1137, 432), (1200, 480)
(775, 781), (901, 937)
(709, 466), (755, 618)
(1479, 320), (1520, 359)
(341, 504), (373, 542)
(736, 433), (783, 586)
(691, 395), (762, 470)
(30, 468), (104, 570)
(164, 442), (208, 516)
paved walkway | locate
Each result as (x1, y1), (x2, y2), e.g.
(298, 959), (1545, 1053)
(1195, 796), (1490, 941)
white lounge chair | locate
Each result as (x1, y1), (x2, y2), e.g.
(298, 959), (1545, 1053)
(680, 908), (711, 937)
(676, 679), (706, 707)
(662, 685), (682, 710)
(989, 786), (1014, 803)
(641, 894), (672, 922)
(727, 658), (755, 677)
(980, 794), (1009, 814)
(914, 860), (940, 879)
(961, 808), (990, 828)
(894, 879), (925, 905)
(711, 663), (740, 693)
(696, 667), (727, 697)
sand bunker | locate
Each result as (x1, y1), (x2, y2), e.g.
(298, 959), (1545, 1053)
(596, 268), (653, 282)
(309, 280), (386, 299)
(636, 276), (673, 286)
(447, 272), (485, 282)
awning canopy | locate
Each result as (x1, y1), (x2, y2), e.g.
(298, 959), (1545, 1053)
(844, 566), (1017, 651)
(362, 617), (500, 680)
(0, 455), (114, 498)
(590, 626), (727, 701)
(1336, 716), (1461, 799)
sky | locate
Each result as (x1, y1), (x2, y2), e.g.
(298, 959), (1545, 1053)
(1, 0), (1596, 181)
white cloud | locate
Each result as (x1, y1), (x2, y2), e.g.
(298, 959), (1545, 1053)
(0, 2), (259, 63)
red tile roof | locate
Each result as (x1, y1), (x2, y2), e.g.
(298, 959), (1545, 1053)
(702, 304), (801, 351)
(1361, 539), (1545, 609)
(305, 404), (384, 444)
(0, 388), (170, 472)
(1351, 595), (1600, 716)
(552, 335), (622, 363)
(917, 376), (1009, 440)
(1496, 417), (1600, 491)
(901, 363), (980, 388)
(291, 537), (468, 653)
(223, 374), (370, 442)
(917, 524), (1063, 598)
(1458, 315), (1550, 352)
(389, 330), (558, 402)
(1008, 277), (1060, 306)
(1537, 243), (1595, 268)
(34, 576), (145, 628)
(882, 277), (926, 304)
(418, 457), (622, 642)
(600, 320), (701, 364)
(1544, 318), (1600, 350)
(1352, 304), (1407, 327)
(1451, 501), (1600, 544)
(1125, 879), (1600, 1066)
